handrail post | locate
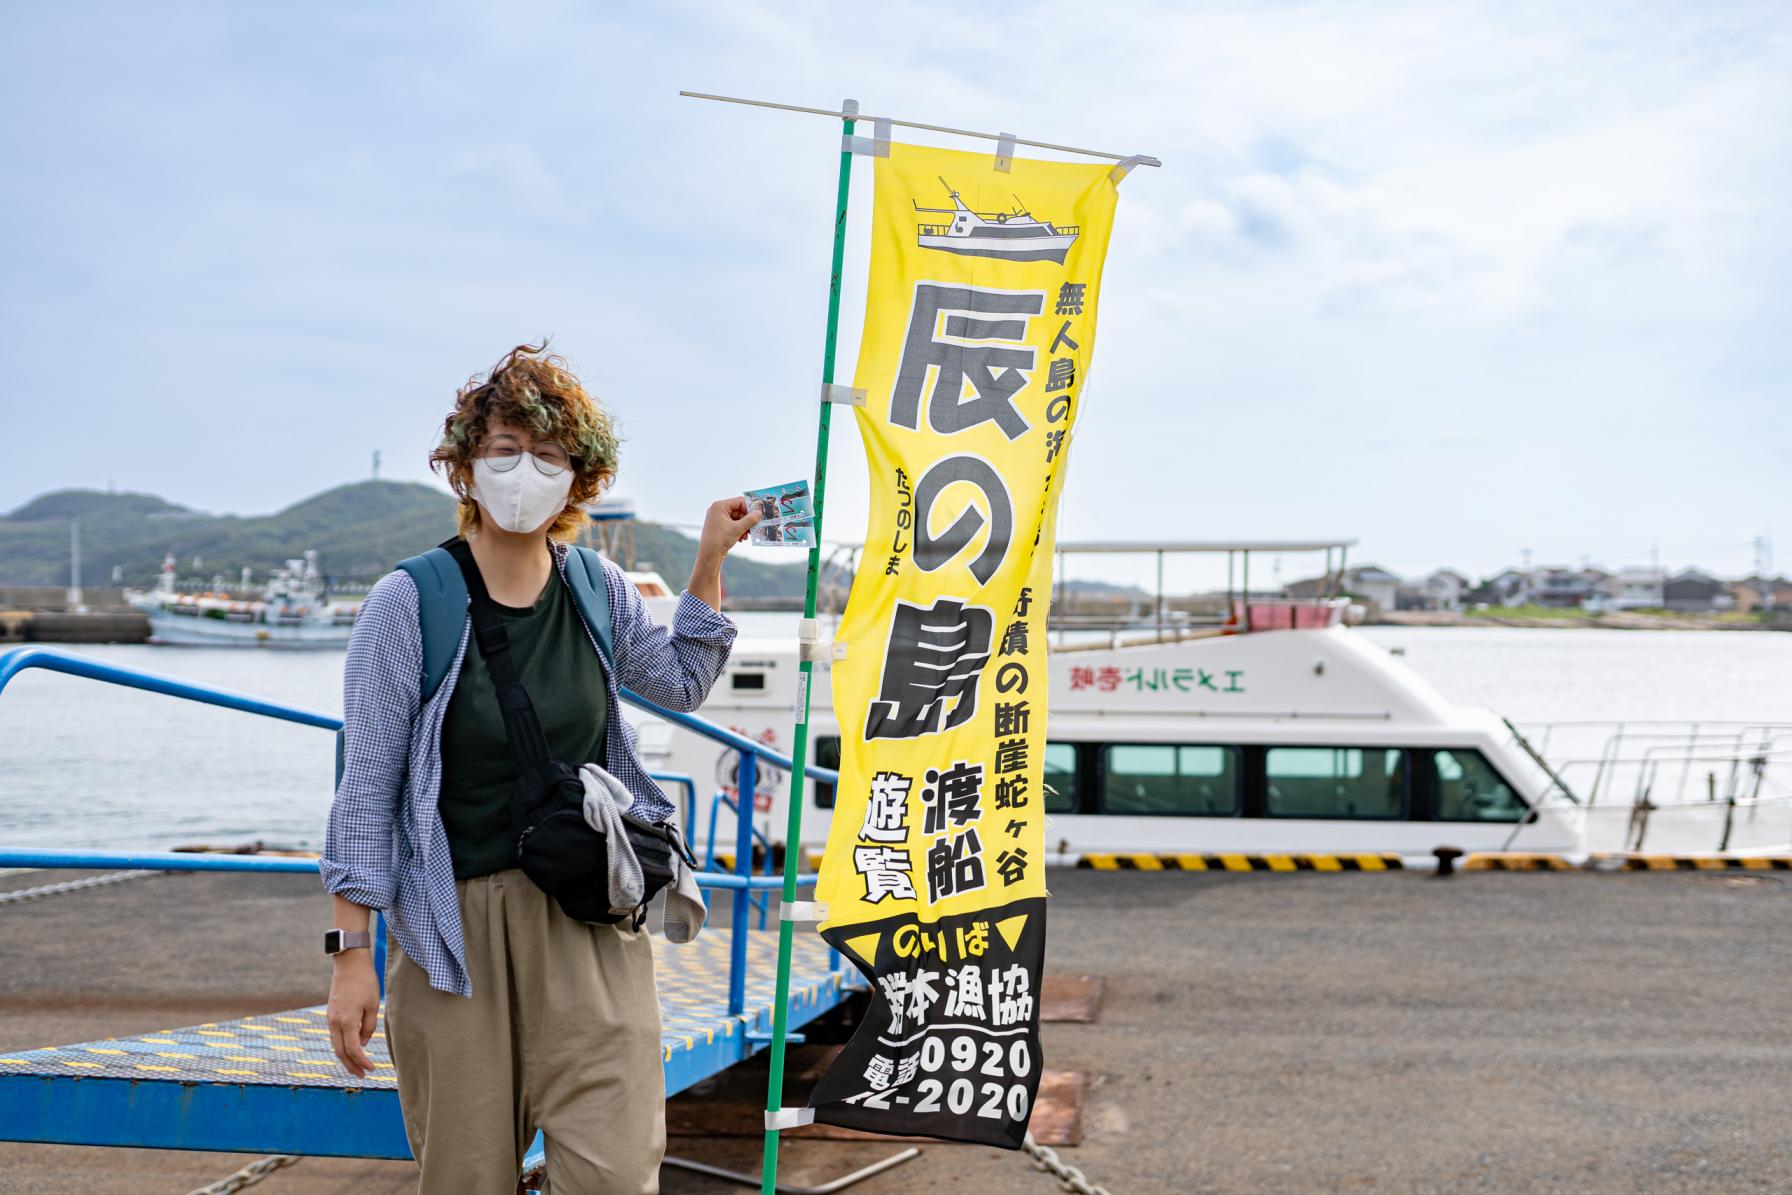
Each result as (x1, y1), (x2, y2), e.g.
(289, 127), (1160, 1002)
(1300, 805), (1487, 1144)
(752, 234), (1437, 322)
(1155, 548), (1164, 641)
(1242, 550), (1253, 633)
(374, 911), (388, 1000)
(728, 750), (756, 1018)
(706, 791), (723, 870)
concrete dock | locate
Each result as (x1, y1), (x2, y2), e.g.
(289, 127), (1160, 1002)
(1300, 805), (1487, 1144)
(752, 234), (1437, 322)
(1, 865), (1787, 1193)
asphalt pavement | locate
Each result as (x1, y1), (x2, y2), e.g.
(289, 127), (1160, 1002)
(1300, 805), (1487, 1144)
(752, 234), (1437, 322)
(0, 864), (1787, 1193)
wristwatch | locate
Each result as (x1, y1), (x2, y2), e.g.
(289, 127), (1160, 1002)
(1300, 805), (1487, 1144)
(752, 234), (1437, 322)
(324, 929), (372, 956)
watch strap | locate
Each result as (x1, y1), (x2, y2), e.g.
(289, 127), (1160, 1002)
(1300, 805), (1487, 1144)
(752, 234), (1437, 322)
(325, 929), (372, 954)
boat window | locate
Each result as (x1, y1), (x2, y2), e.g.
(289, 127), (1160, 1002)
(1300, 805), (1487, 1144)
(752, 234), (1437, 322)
(730, 671), (767, 693)
(1431, 749), (1528, 822)
(1100, 745), (1240, 816)
(1042, 742), (1078, 814)
(817, 737), (1078, 814)
(812, 736), (840, 808)
(1265, 747), (1405, 819)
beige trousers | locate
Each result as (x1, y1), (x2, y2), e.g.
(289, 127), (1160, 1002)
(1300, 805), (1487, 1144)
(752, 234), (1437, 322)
(384, 867), (666, 1194)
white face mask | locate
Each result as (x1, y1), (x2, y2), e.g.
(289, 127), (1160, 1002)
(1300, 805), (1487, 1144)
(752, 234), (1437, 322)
(470, 455), (575, 534)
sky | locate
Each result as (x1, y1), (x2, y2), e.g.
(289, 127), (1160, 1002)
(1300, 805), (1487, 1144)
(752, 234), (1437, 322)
(2, 1), (1786, 593)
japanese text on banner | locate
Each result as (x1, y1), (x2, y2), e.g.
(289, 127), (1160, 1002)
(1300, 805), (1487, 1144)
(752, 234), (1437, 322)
(811, 141), (1122, 1149)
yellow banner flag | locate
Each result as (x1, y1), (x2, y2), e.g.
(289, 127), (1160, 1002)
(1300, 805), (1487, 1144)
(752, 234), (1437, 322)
(810, 141), (1122, 1147)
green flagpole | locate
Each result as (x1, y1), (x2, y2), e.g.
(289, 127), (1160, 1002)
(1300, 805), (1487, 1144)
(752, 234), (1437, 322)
(760, 100), (857, 1195)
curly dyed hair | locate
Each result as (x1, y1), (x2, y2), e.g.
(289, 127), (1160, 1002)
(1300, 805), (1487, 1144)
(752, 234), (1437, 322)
(429, 341), (620, 542)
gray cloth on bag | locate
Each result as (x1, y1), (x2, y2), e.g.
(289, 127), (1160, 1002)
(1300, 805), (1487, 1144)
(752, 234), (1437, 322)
(579, 761), (708, 941)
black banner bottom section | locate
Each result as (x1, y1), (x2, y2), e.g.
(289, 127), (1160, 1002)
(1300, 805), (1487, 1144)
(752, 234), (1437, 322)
(812, 897), (1048, 1149)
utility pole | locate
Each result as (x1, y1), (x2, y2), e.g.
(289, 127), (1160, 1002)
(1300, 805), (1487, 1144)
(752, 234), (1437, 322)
(1756, 534), (1775, 614)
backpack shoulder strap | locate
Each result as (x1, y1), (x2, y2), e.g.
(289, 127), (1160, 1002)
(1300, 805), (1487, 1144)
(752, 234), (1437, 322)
(335, 544), (464, 794)
(397, 544), (469, 704)
(562, 545), (614, 666)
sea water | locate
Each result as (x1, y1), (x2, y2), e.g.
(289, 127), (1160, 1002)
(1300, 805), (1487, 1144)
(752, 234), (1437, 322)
(0, 620), (1788, 852)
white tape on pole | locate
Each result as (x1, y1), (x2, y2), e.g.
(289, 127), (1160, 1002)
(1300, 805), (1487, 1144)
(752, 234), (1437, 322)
(779, 900), (828, 922)
(843, 115), (891, 157)
(764, 1106), (817, 1131)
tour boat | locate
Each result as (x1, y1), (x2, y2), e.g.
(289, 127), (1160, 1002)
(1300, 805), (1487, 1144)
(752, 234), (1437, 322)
(636, 540), (1792, 863)
(914, 179), (1079, 264)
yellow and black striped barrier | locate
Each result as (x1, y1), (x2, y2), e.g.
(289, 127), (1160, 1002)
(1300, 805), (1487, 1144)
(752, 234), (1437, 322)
(1584, 853), (1792, 872)
(759, 849), (1792, 874)
(1068, 851), (1792, 873)
(1077, 852), (1405, 872)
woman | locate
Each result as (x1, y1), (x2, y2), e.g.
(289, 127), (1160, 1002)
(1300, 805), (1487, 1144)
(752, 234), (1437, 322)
(321, 342), (759, 1193)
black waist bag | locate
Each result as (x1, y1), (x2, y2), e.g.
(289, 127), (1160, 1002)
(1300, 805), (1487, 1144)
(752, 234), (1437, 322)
(511, 758), (616, 924)
(448, 539), (675, 927)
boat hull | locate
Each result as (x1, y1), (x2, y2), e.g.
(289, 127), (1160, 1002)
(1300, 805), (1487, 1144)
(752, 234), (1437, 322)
(144, 611), (350, 648)
(916, 234), (1073, 264)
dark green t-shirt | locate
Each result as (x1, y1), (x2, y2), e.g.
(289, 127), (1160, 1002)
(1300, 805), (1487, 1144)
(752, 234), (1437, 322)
(438, 569), (610, 879)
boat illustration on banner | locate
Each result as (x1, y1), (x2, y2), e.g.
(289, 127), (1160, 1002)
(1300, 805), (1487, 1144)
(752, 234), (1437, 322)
(914, 177), (1079, 263)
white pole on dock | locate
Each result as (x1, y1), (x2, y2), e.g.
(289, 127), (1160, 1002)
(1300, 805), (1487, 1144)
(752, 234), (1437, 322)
(65, 520), (85, 613)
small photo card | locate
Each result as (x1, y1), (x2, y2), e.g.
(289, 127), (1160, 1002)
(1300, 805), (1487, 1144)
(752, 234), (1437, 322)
(744, 480), (815, 547)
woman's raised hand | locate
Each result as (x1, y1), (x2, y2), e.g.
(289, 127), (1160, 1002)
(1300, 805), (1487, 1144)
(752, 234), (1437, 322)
(697, 496), (762, 561)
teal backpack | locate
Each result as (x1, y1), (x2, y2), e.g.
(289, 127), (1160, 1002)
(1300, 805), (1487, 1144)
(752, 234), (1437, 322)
(332, 541), (614, 791)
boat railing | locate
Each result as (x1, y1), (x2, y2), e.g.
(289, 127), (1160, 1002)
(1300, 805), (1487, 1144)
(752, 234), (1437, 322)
(0, 644), (844, 1016)
(914, 222), (1082, 237)
(1047, 598), (1353, 649)
(1504, 718), (1792, 852)
(1517, 720), (1792, 805)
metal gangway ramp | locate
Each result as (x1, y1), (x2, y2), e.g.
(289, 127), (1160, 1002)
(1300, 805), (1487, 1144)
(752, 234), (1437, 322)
(0, 646), (856, 1167)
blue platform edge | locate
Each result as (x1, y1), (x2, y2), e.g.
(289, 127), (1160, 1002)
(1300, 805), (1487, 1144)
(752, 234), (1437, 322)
(0, 933), (850, 1159)
(0, 645), (849, 1170)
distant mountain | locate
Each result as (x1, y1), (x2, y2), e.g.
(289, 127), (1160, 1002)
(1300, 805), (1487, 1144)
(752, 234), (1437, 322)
(7, 489), (196, 523)
(0, 482), (822, 598)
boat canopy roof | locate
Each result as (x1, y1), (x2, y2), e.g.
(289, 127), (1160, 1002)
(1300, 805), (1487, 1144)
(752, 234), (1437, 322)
(818, 538), (1358, 554)
(1055, 539), (1358, 554)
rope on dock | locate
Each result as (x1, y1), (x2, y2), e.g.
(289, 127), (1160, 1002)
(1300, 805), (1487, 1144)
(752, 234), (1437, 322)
(0, 869), (164, 905)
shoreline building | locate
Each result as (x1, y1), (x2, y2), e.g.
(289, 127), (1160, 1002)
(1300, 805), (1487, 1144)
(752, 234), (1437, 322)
(1663, 569), (1733, 613)
(1601, 567), (1667, 611)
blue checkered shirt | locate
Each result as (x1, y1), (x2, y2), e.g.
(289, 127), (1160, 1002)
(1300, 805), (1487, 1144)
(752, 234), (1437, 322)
(320, 539), (737, 997)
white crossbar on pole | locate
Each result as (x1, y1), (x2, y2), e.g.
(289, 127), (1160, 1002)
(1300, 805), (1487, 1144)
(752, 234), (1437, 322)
(679, 90), (1160, 168)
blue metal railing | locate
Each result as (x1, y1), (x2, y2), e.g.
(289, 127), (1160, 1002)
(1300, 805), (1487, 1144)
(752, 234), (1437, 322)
(0, 645), (839, 1019)
(652, 772), (699, 839)
(704, 791), (780, 929)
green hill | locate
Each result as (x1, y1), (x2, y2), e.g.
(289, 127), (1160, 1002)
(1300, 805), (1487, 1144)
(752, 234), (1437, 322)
(0, 482), (823, 599)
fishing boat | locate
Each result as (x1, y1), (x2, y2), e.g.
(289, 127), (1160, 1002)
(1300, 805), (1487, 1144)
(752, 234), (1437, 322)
(645, 540), (1792, 863)
(125, 551), (362, 648)
(914, 178), (1079, 264)
(124, 495), (682, 648)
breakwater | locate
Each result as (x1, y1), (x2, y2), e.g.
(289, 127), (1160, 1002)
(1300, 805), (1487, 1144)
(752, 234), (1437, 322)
(0, 588), (148, 644)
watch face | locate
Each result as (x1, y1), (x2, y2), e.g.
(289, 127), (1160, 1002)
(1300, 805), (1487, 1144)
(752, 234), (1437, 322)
(324, 929), (342, 954)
